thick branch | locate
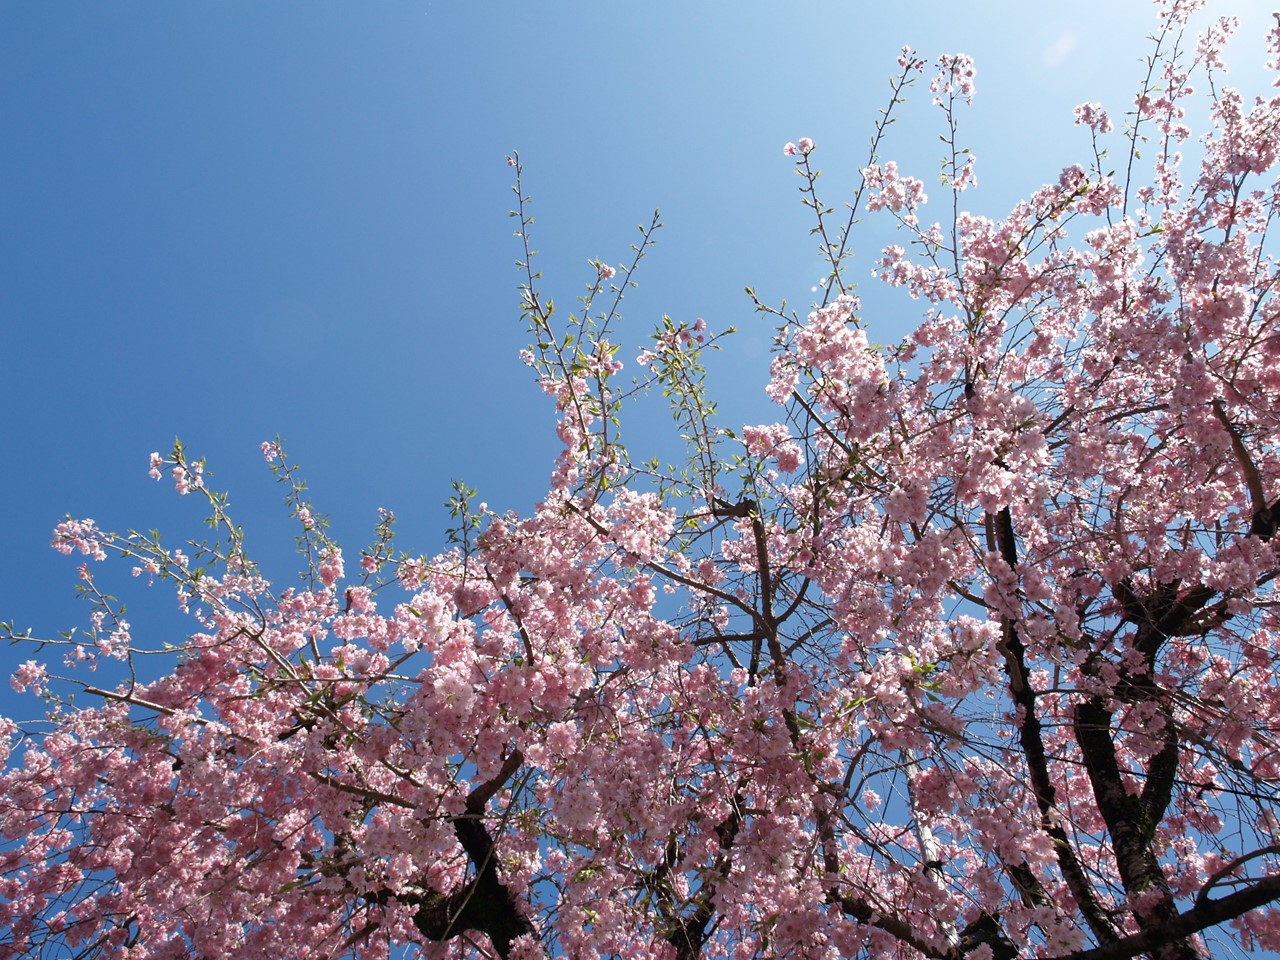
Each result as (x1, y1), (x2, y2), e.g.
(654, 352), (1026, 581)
(832, 893), (951, 959)
(1073, 696), (1201, 959)
(411, 749), (536, 959)
(990, 508), (1119, 944)
(1057, 874), (1280, 960)
(663, 792), (745, 960)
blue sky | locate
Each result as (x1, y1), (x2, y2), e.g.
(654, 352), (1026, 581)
(2, 1), (1276, 702)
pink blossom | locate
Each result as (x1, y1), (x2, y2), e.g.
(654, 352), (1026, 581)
(1073, 101), (1114, 133)
(170, 460), (201, 495)
(742, 423), (803, 472)
(51, 518), (106, 561)
(897, 45), (924, 71)
(318, 547), (345, 587)
(10, 659), (47, 694)
(864, 160), (928, 212)
(931, 52), (976, 103)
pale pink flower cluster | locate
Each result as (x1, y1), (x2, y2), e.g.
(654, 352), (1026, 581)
(931, 52), (976, 103)
(876, 243), (958, 302)
(1210, 87), (1280, 177)
(1194, 15), (1235, 71)
(863, 161), (928, 214)
(9, 660), (46, 694)
(318, 547), (345, 587)
(96, 620), (131, 660)
(131, 559), (162, 583)
(607, 489), (674, 562)
(637, 318), (706, 368)
(51, 517), (106, 560)
(1074, 101), (1114, 134)
(1157, 0), (1207, 26)
(765, 352), (800, 403)
(598, 262), (617, 280)
(741, 423), (803, 473)
(783, 137), (814, 156)
(896, 45), (925, 71)
(789, 296), (893, 442)
(1269, 13), (1280, 83)
(171, 460), (202, 495)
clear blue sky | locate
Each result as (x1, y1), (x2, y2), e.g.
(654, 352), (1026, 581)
(2, 2), (1275, 704)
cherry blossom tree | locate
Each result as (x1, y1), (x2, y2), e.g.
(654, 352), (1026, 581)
(6, 3), (1280, 958)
